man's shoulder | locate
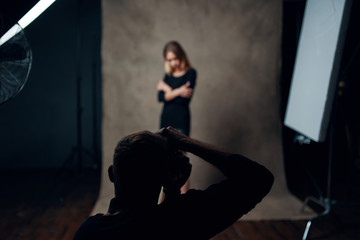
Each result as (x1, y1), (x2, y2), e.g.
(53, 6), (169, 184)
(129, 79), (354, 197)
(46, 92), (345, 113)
(73, 214), (104, 240)
(80, 213), (104, 224)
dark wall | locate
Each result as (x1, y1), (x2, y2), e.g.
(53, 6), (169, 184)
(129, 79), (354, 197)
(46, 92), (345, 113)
(0, 0), (102, 168)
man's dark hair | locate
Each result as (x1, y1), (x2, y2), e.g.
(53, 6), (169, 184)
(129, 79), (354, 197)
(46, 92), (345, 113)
(112, 131), (169, 199)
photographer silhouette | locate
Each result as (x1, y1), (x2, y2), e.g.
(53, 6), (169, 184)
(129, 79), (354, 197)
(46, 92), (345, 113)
(74, 127), (274, 240)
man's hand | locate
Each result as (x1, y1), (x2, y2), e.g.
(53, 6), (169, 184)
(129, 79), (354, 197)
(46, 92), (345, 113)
(163, 151), (192, 195)
(158, 127), (190, 151)
(157, 127), (192, 195)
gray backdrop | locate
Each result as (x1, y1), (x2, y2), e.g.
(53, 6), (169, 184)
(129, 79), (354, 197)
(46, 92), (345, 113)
(94, 0), (315, 219)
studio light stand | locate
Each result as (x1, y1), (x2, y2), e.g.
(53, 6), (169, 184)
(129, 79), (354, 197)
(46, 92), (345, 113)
(56, 0), (100, 177)
(296, 119), (337, 240)
(298, 86), (360, 239)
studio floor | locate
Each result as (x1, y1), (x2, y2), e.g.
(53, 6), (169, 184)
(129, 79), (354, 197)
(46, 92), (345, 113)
(0, 168), (359, 240)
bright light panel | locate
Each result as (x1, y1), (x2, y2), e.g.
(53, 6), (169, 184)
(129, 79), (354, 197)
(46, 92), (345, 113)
(284, 0), (350, 142)
(18, 0), (56, 29)
(0, 0), (56, 46)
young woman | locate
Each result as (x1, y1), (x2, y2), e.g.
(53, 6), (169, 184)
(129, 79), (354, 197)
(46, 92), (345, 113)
(157, 41), (196, 193)
(157, 41), (196, 137)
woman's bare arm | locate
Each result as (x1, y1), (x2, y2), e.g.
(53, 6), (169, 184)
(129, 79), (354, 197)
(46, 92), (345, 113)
(158, 81), (193, 102)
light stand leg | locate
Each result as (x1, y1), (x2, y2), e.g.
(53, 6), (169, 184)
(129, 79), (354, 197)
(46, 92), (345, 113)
(302, 218), (312, 240)
(301, 108), (336, 239)
(302, 197), (333, 240)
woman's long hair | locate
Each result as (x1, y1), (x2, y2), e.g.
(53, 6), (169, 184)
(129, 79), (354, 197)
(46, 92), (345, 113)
(163, 41), (191, 75)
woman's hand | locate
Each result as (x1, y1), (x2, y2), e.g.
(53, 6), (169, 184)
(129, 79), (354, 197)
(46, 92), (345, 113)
(178, 82), (193, 98)
(159, 81), (193, 101)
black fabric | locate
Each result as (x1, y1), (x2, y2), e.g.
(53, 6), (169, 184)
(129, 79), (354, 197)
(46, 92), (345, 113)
(158, 68), (196, 134)
(74, 154), (274, 240)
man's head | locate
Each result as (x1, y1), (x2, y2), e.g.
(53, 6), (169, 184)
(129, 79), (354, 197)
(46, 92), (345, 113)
(108, 130), (191, 205)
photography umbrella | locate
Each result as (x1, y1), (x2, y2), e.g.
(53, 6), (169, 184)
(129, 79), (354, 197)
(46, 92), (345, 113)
(0, 24), (32, 105)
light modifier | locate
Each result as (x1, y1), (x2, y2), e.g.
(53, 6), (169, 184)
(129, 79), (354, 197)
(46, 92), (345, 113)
(0, 0), (56, 46)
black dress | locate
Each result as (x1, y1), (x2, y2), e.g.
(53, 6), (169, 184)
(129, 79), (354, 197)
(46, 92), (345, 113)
(158, 68), (196, 136)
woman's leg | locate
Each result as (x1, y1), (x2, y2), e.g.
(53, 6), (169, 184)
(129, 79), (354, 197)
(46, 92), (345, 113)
(180, 179), (190, 194)
(176, 128), (190, 194)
